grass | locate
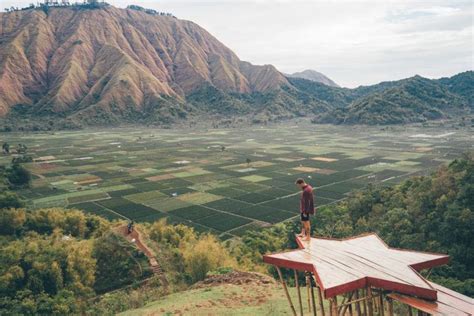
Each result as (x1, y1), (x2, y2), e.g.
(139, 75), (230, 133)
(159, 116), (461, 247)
(119, 282), (327, 316)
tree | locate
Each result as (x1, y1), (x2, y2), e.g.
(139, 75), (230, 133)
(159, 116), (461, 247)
(16, 144), (27, 155)
(6, 163), (31, 188)
(93, 232), (150, 293)
(0, 208), (26, 235)
(246, 158), (251, 167)
(2, 143), (9, 154)
(181, 234), (235, 282)
(0, 192), (24, 209)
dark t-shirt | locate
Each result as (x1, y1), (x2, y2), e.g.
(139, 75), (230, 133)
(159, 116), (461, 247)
(300, 184), (314, 214)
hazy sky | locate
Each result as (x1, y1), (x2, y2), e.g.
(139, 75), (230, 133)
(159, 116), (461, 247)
(2, 0), (473, 87)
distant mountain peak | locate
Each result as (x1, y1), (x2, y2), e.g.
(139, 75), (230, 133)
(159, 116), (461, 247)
(286, 69), (339, 87)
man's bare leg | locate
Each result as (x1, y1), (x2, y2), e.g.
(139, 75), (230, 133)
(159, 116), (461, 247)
(304, 221), (311, 241)
(297, 221), (305, 237)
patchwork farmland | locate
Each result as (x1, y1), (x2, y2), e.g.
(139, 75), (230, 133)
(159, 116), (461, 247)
(1, 123), (471, 239)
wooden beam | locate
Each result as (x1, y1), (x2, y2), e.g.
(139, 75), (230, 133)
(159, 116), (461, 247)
(294, 270), (303, 316)
(276, 266), (297, 316)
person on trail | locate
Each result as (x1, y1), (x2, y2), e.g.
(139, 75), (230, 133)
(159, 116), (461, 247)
(127, 220), (134, 234)
(295, 178), (314, 241)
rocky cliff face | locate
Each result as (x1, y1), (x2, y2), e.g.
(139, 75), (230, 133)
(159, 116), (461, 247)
(0, 6), (288, 118)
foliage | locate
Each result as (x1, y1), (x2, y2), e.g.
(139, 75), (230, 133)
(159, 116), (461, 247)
(5, 163), (31, 188)
(438, 71), (474, 106)
(0, 208), (109, 238)
(147, 219), (236, 283)
(0, 233), (96, 314)
(312, 75), (471, 125)
(181, 234), (236, 283)
(93, 231), (152, 293)
(0, 207), (153, 314)
(0, 191), (24, 209)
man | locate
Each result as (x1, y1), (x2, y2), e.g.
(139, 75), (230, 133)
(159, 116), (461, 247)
(296, 178), (314, 241)
(127, 220), (134, 234)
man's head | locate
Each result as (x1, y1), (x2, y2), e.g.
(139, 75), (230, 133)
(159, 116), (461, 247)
(295, 178), (306, 189)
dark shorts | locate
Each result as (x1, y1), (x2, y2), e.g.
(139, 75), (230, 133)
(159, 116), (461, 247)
(301, 212), (310, 222)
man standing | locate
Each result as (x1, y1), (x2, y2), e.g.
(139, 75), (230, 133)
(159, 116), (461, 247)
(295, 178), (314, 241)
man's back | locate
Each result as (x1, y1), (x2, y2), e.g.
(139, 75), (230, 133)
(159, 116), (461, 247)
(300, 184), (314, 215)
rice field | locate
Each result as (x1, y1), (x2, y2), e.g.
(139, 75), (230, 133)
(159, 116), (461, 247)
(1, 122), (472, 239)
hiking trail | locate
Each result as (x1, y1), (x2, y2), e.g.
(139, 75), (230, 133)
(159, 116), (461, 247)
(116, 225), (169, 287)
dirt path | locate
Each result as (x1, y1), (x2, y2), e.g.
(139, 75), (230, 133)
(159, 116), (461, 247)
(116, 225), (169, 288)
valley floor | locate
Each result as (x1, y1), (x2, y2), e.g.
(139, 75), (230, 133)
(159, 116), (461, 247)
(1, 122), (471, 238)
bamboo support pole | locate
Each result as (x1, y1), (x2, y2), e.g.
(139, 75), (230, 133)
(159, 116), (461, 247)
(387, 297), (394, 316)
(294, 270), (303, 316)
(367, 287), (374, 316)
(362, 289), (367, 316)
(330, 298), (338, 316)
(337, 296), (370, 308)
(276, 266), (297, 316)
(354, 290), (361, 316)
(425, 268), (433, 279)
(306, 274), (312, 313)
(338, 295), (348, 312)
(379, 293), (385, 316)
(317, 285), (326, 316)
(310, 274), (318, 316)
(339, 292), (354, 315)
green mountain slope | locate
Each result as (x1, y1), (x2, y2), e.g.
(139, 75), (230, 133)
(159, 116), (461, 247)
(438, 71), (474, 107)
(311, 74), (472, 125)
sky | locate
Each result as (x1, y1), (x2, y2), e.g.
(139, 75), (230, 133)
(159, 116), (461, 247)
(1, 0), (473, 87)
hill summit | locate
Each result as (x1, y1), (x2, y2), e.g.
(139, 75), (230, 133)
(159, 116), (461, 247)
(0, 5), (288, 120)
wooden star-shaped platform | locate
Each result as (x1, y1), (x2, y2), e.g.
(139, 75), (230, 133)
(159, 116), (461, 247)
(263, 233), (449, 300)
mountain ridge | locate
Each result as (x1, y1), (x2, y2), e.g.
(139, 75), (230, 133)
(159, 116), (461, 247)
(0, 6), (288, 118)
(310, 74), (472, 125)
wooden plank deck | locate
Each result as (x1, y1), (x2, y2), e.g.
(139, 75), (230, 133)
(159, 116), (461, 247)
(263, 233), (449, 300)
(388, 281), (474, 315)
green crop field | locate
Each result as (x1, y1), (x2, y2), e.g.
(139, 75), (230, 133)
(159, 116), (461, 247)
(1, 123), (471, 239)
